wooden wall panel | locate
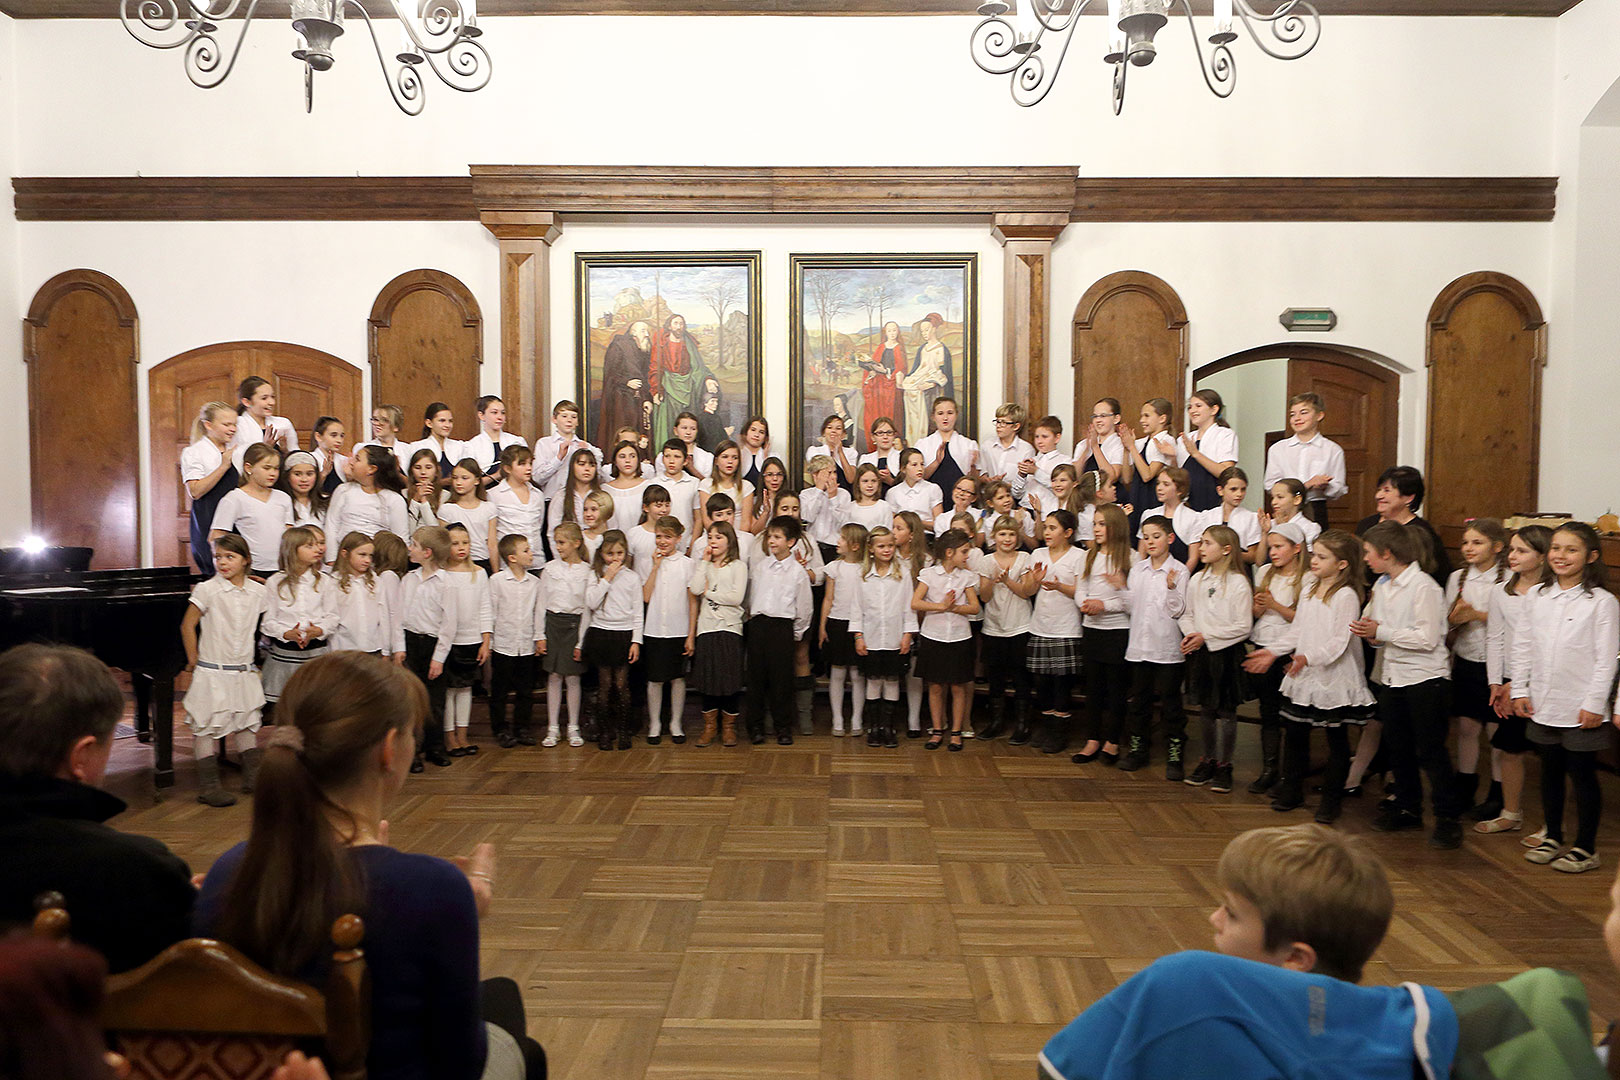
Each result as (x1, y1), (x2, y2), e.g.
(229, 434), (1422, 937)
(24, 270), (140, 568)
(368, 270), (483, 440)
(1071, 271), (1188, 435)
(1425, 271), (1545, 528)
(149, 343), (362, 567)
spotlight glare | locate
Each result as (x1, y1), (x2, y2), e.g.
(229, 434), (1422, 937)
(20, 536), (47, 555)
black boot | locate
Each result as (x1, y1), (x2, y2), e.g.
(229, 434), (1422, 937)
(596, 700), (615, 750)
(1454, 771), (1481, 817)
(866, 700), (884, 747)
(1469, 779), (1504, 821)
(1248, 724), (1282, 794)
(1038, 713), (1071, 755)
(978, 694), (1008, 740)
(1008, 701), (1033, 746)
(883, 700), (900, 748)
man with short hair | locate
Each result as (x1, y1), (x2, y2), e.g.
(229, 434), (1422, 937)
(0, 643), (194, 972)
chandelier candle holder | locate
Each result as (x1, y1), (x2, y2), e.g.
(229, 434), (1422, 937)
(121, 0), (491, 114)
(970, 0), (1319, 113)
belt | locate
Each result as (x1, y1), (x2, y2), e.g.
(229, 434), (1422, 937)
(196, 661), (253, 672)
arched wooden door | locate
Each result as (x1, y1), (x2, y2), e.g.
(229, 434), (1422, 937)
(1072, 271), (1188, 434)
(149, 342), (362, 567)
(368, 270), (483, 440)
(1425, 272), (1545, 529)
(24, 270), (140, 568)
(1196, 344), (1400, 530)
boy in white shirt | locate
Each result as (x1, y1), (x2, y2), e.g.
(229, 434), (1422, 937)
(1353, 520), (1463, 849)
(1021, 416), (1070, 515)
(1264, 393), (1348, 529)
(533, 400), (603, 500)
(488, 533), (543, 748)
(656, 439), (703, 538)
(979, 402), (1035, 501)
(885, 447), (944, 524)
(748, 515), (814, 745)
(1121, 516), (1191, 777)
(465, 394), (528, 482)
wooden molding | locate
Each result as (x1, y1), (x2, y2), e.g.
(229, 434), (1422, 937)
(1071, 176), (1557, 222)
(23, 268), (139, 339)
(368, 268), (485, 334)
(16, 172), (1558, 223)
(0, 0), (1582, 15)
(1425, 268), (1548, 339)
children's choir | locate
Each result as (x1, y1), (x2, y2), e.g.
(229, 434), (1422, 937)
(177, 385), (1620, 874)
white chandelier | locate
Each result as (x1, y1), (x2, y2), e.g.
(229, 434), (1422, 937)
(120, 0), (491, 115)
(970, 0), (1320, 113)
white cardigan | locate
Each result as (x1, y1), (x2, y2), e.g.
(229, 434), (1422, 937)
(1178, 569), (1254, 653)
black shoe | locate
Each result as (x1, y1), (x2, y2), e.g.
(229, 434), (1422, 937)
(1008, 725), (1032, 746)
(1430, 819), (1464, 849)
(497, 731), (518, 749)
(598, 735), (615, 751)
(1342, 785), (1363, 799)
(925, 729), (945, 750)
(646, 734), (662, 746)
(948, 732), (964, 752)
(1315, 800), (1343, 825)
(515, 729), (537, 747)
(1165, 741), (1185, 783)
(1371, 805), (1424, 832)
(1098, 749), (1119, 766)
(1118, 752), (1147, 772)
(1070, 748), (1099, 764)
(671, 734), (686, 744)
(751, 731), (767, 745)
(618, 733), (633, 750)
(884, 727), (899, 749)
(1468, 780), (1504, 821)
(867, 725), (883, 747)
(426, 749), (453, 767)
(463, 743), (479, 756)
(449, 746), (469, 757)
(1184, 758), (1215, 787)
(1271, 785), (1305, 812)
(1247, 767), (1280, 795)
(777, 733), (794, 746)
(907, 727), (923, 739)
(1210, 763), (1234, 794)
(410, 755), (425, 773)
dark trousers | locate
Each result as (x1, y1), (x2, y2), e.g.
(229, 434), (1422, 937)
(1127, 661), (1186, 749)
(1081, 629), (1131, 745)
(490, 652), (536, 735)
(1034, 672), (1074, 713)
(481, 976), (547, 1080)
(1304, 500), (1331, 528)
(1379, 678), (1460, 820)
(983, 633), (1032, 704)
(403, 631), (447, 754)
(1252, 655), (1288, 729)
(1539, 743), (1602, 853)
(746, 616), (797, 737)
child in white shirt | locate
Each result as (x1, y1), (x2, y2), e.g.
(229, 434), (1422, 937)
(489, 533), (543, 748)
(538, 522), (592, 747)
(821, 523), (870, 737)
(582, 530), (643, 751)
(641, 517), (695, 744)
(1119, 516), (1189, 777)
(441, 525), (493, 756)
(912, 528), (981, 751)
(852, 524), (918, 748)
(1178, 525), (1254, 794)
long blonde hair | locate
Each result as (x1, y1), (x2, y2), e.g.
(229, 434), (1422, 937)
(1306, 530), (1365, 605)
(1199, 524), (1248, 586)
(332, 531), (375, 594)
(893, 511), (928, 581)
(275, 526), (321, 603)
(863, 525), (903, 581)
(1083, 505), (1131, 580)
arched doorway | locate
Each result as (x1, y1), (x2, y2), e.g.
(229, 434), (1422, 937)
(149, 342), (362, 568)
(1193, 344), (1401, 530)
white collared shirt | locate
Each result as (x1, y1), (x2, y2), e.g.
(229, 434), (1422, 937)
(325, 484), (410, 562)
(463, 430), (529, 476)
(1510, 580), (1620, 724)
(1265, 432), (1348, 502)
(913, 431), (979, 478)
(180, 438), (247, 489)
(408, 435), (466, 473)
(1443, 565), (1500, 664)
(1124, 556), (1189, 665)
(858, 449), (904, 486)
(231, 413), (299, 454)
(886, 479), (942, 520)
(533, 434), (603, 499)
(916, 564), (978, 643)
(488, 566), (543, 656)
(740, 445), (773, 485)
(487, 482), (546, 554)
(328, 572), (395, 655)
(585, 568), (645, 642)
(750, 553), (814, 639)
(823, 559), (864, 621)
(1075, 549), (1132, 631)
(1189, 505), (1263, 550)
(1176, 424), (1239, 469)
(685, 445), (714, 480)
(1281, 586), (1376, 710)
(847, 500), (894, 532)
(1178, 569), (1254, 653)
(1365, 562), (1450, 686)
(1021, 449), (1070, 512)
(1251, 568), (1310, 654)
(211, 488), (295, 572)
(444, 566), (493, 647)
(604, 479), (652, 534)
(643, 554), (694, 639)
(189, 575), (269, 667)
(656, 472), (703, 534)
(539, 559), (593, 618)
(972, 548), (1031, 638)
(1135, 433), (1179, 475)
(805, 441), (857, 474)
(438, 500), (498, 563)
(1073, 432), (1127, 470)
(1026, 545), (1086, 639)
(263, 569), (340, 644)
(1486, 585), (1528, 686)
(398, 565), (459, 660)
(802, 486), (852, 547)
(979, 436), (1035, 495)
(1268, 513), (1323, 551)
(1136, 503), (1203, 546)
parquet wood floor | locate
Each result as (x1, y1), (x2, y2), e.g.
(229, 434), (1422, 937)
(103, 708), (1620, 1080)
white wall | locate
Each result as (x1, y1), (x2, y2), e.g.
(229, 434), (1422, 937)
(0, 14), (21, 535)
(1201, 356), (1288, 488)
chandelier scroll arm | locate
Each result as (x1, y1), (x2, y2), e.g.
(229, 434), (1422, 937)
(338, 0), (428, 115)
(1170, 0), (1236, 100)
(1233, 0), (1321, 62)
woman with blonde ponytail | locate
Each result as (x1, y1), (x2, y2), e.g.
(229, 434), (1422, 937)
(193, 652), (546, 1080)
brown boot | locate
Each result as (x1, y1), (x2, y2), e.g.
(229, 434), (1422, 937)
(696, 710), (719, 748)
(721, 712), (739, 748)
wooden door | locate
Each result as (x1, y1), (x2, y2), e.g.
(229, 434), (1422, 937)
(368, 270), (483, 439)
(1072, 271), (1188, 437)
(1425, 272), (1545, 529)
(149, 342), (362, 567)
(1287, 353), (1399, 530)
(24, 270), (140, 568)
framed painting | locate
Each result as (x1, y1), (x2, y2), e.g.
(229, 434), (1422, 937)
(788, 253), (977, 481)
(575, 251), (763, 455)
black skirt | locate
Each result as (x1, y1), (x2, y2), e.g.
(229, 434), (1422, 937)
(582, 627), (634, 668)
(1185, 643), (1249, 712)
(692, 630), (745, 696)
(860, 648), (909, 681)
(822, 617), (858, 666)
(1491, 713), (1533, 754)
(641, 636), (689, 683)
(443, 642), (483, 689)
(1451, 657), (1492, 723)
(916, 636), (975, 685)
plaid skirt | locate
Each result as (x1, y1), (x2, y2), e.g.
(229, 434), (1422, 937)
(1026, 633), (1080, 675)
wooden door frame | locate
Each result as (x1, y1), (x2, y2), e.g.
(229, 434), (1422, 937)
(1071, 270), (1189, 432)
(1424, 271), (1546, 512)
(367, 268), (484, 409)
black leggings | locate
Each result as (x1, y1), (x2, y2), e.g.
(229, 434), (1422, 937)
(983, 634), (1032, 705)
(596, 665), (631, 736)
(482, 976), (546, 1080)
(702, 691), (741, 712)
(1539, 743), (1602, 853)
(1033, 672), (1073, 714)
(1081, 630), (1130, 745)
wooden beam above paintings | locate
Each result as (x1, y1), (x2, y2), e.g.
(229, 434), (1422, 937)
(15, 171), (1557, 223)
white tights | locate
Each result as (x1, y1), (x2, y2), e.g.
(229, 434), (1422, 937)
(547, 674), (583, 733)
(829, 666), (867, 730)
(906, 675), (925, 732)
(648, 679), (687, 737)
(445, 687), (472, 731)
(865, 678), (901, 702)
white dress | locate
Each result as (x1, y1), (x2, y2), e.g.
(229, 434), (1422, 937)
(184, 576), (269, 738)
(1278, 586), (1376, 725)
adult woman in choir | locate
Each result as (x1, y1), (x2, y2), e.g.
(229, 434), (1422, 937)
(231, 376), (299, 454)
(862, 322), (905, 449)
(412, 402), (463, 478)
(193, 652), (546, 1080)
(648, 313), (717, 452)
(181, 401), (241, 575)
(900, 314), (951, 441)
(1178, 388), (1239, 512)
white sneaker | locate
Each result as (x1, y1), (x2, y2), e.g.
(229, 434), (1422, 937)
(541, 730), (559, 748)
(1551, 848), (1601, 874)
(1525, 839), (1564, 865)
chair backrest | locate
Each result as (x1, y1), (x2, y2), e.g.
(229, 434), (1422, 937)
(31, 893), (370, 1080)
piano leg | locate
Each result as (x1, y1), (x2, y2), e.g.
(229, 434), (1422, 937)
(152, 673), (175, 793)
(132, 672), (153, 744)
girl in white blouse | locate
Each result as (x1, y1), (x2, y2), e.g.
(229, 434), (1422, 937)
(441, 525), (493, 757)
(1072, 506), (1134, 766)
(410, 402), (463, 478)
(327, 531), (396, 658)
(324, 446), (410, 564)
(437, 460), (498, 572)
(1478, 526), (1553, 837)
(640, 517), (695, 745)
(1239, 521), (1309, 798)
(210, 444), (294, 578)
(260, 526), (340, 712)
(851, 526), (917, 749)
(885, 448), (944, 524)
(1189, 467), (1261, 567)
(1177, 388), (1238, 513)
(912, 528), (981, 751)
(539, 522), (593, 747)
(1445, 518), (1509, 824)
(1018, 509), (1086, 754)
(276, 451), (329, 529)
(891, 510), (931, 737)
(689, 521), (749, 748)
(547, 448), (605, 555)
(1178, 524), (1254, 794)
(699, 441), (755, 533)
(973, 515), (1032, 742)
(1274, 530), (1376, 823)
(230, 376), (298, 455)
(182, 402), (242, 575)
(821, 523), (870, 738)
(406, 449), (445, 534)
(582, 531), (643, 751)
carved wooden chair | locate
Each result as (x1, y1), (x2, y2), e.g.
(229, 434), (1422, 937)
(31, 892), (370, 1080)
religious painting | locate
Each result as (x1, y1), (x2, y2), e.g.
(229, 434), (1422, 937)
(788, 253), (977, 478)
(576, 252), (763, 455)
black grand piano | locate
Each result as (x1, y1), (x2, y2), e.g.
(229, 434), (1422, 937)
(0, 561), (195, 794)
